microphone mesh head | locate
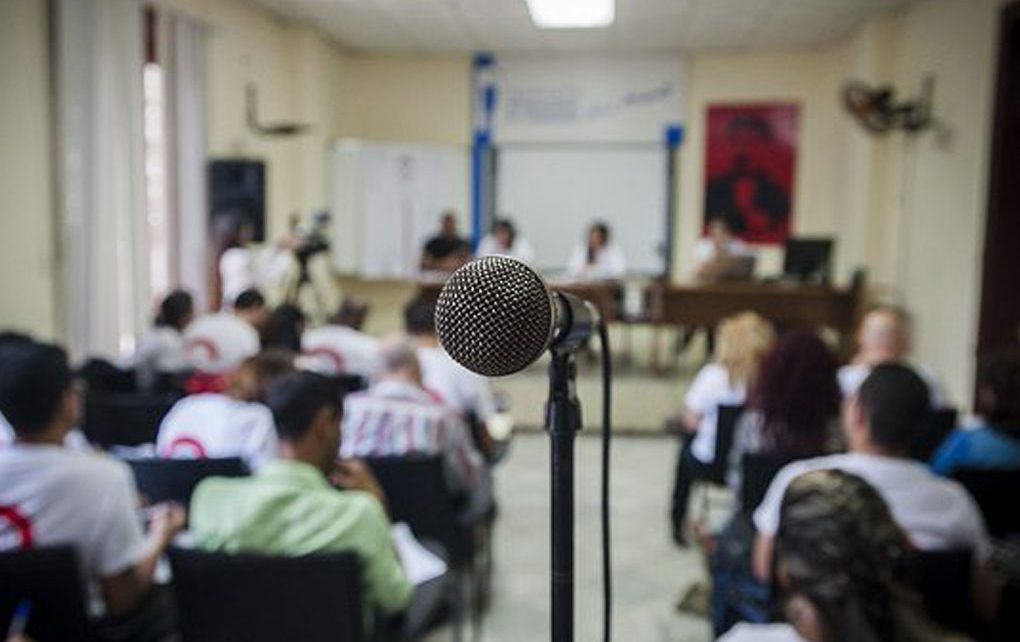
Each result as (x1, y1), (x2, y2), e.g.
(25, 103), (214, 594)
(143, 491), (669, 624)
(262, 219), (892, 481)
(436, 256), (554, 377)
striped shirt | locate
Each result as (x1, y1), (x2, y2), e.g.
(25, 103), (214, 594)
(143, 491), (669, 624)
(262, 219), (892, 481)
(340, 380), (485, 499)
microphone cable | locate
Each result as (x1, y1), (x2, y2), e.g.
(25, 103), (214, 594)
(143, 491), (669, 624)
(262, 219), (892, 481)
(598, 320), (613, 642)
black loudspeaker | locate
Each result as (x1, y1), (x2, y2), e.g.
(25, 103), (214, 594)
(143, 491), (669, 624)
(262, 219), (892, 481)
(208, 159), (266, 242)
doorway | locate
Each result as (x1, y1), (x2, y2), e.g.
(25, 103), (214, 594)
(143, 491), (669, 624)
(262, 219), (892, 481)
(976, 0), (1020, 385)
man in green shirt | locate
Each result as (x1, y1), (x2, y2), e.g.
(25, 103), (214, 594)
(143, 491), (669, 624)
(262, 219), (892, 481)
(189, 371), (413, 620)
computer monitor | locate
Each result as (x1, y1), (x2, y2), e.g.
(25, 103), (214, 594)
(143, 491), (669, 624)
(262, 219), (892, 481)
(783, 238), (834, 283)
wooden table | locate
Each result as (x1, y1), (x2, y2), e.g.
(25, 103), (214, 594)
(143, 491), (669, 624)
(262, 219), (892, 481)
(646, 282), (863, 335)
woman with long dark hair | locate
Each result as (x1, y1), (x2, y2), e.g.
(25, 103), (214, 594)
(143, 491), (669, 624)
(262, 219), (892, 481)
(726, 329), (842, 494)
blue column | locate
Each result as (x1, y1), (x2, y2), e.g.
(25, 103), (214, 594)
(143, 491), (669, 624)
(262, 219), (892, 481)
(471, 53), (497, 251)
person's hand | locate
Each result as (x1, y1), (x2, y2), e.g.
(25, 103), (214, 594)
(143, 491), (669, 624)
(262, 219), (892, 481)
(146, 502), (187, 548)
(331, 460), (387, 508)
(7, 634), (37, 642)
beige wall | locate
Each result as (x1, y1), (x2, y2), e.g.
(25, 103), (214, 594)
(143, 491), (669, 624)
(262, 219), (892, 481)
(0, 0), (58, 338)
(876, 0), (1003, 408)
(674, 0), (1005, 407)
(343, 55), (472, 146)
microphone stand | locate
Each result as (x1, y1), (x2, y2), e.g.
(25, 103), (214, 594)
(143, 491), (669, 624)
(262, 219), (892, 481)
(545, 350), (582, 642)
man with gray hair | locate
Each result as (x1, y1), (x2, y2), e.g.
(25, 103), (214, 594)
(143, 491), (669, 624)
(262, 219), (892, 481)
(340, 336), (491, 516)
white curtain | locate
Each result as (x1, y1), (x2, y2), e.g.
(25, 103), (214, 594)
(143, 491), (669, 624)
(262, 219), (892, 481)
(159, 11), (209, 311)
(54, 0), (149, 361)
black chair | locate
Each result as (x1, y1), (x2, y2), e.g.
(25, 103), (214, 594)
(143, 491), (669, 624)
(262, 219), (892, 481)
(82, 392), (181, 448)
(705, 404), (745, 484)
(168, 548), (366, 642)
(739, 452), (802, 516)
(127, 457), (249, 506)
(904, 549), (979, 637)
(365, 455), (483, 639)
(78, 358), (137, 394)
(0, 547), (94, 642)
(952, 467), (1020, 539)
(911, 407), (958, 462)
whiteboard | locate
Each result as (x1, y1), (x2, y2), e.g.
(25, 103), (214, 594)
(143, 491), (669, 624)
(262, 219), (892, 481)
(329, 140), (470, 278)
(496, 145), (668, 275)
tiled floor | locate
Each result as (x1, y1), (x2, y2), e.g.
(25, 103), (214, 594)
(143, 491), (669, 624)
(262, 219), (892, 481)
(424, 433), (714, 642)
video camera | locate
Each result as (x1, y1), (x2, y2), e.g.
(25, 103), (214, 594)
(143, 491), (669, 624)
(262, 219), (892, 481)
(293, 210), (331, 265)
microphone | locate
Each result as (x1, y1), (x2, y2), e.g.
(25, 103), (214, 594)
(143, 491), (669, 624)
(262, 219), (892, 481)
(435, 256), (601, 377)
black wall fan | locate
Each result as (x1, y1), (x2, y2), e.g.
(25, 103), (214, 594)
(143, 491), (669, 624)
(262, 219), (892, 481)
(842, 77), (934, 135)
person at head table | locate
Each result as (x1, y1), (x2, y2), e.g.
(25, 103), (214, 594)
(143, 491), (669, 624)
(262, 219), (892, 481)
(476, 218), (535, 264)
(566, 221), (626, 281)
(694, 217), (755, 282)
(421, 210), (471, 273)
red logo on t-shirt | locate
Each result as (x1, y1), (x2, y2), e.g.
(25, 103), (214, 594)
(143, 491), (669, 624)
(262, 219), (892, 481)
(162, 436), (208, 459)
(0, 505), (34, 550)
(303, 346), (346, 374)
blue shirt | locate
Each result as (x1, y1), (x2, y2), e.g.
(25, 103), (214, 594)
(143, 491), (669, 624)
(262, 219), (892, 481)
(931, 425), (1020, 476)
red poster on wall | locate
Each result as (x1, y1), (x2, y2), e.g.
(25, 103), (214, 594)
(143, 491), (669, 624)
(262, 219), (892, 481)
(703, 103), (799, 245)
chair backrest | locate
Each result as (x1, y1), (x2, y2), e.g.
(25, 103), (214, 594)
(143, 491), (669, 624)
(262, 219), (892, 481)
(168, 548), (365, 642)
(127, 457), (249, 506)
(364, 455), (468, 565)
(82, 392), (181, 448)
(707, 404), (745, 484)
(952, 467), (1020, 539)
(740, 452), (803, 516)
(911, 407), (959, 462)
(0, 547), (93, 642)
(78, 358), (137, 394)
(903, 548), (977, 636)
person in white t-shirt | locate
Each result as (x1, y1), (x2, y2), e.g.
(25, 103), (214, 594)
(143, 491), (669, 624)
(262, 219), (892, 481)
(218, 218), (296, 307)
(301, 298), (383, 382)
(157, 350), (294, 470)
(838, 305), (946, 407)
(751, 364), (996, 618)
(694, 217), (756, 282)
(566, 221), (626, 281)
(133, 290), (194, 387)
(0, 341), (184, 618)
(671, 312), (775, 545)
(476, 218), (535, 264)
(404, 297), (500, 458)
(721, 469), (969, 642)
(183, 288), (266, 375)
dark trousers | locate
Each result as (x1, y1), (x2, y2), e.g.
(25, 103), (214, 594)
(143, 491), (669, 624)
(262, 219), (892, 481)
(670, 437), (713, 542)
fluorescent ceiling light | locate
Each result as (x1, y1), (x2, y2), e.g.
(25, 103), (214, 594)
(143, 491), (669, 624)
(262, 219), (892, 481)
(526, 0), (615, 29)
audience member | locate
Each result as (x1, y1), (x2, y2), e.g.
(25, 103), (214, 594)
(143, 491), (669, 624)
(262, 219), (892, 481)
(301, 298), (382, 380)
(727, 329), (842, 498)
(839, 306), (945, 407)
(566, 221), (626, 280)
(404, 297), (498, 450)
(260, 303), (306, 352)
(671, 312), (775, 544)
(0, 341), (185, 617)
(476, 218), (535, 264)
(0, 332), (89, 451)
(694, 217), (756, 282)
(720, 469), (970, 642)
(218, 216), (295, 306)
(157, 350), (294, 470)
(752, 365), (992, 594)
(932, 348), (1020, 475)
(189, 371), (412, 622)
(420, 210), (471, 273)
(183, 288), (265, 375)
(708, 330), (840, 633)
(133, 290), (194, 384)
(341, 337), (491, 518)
